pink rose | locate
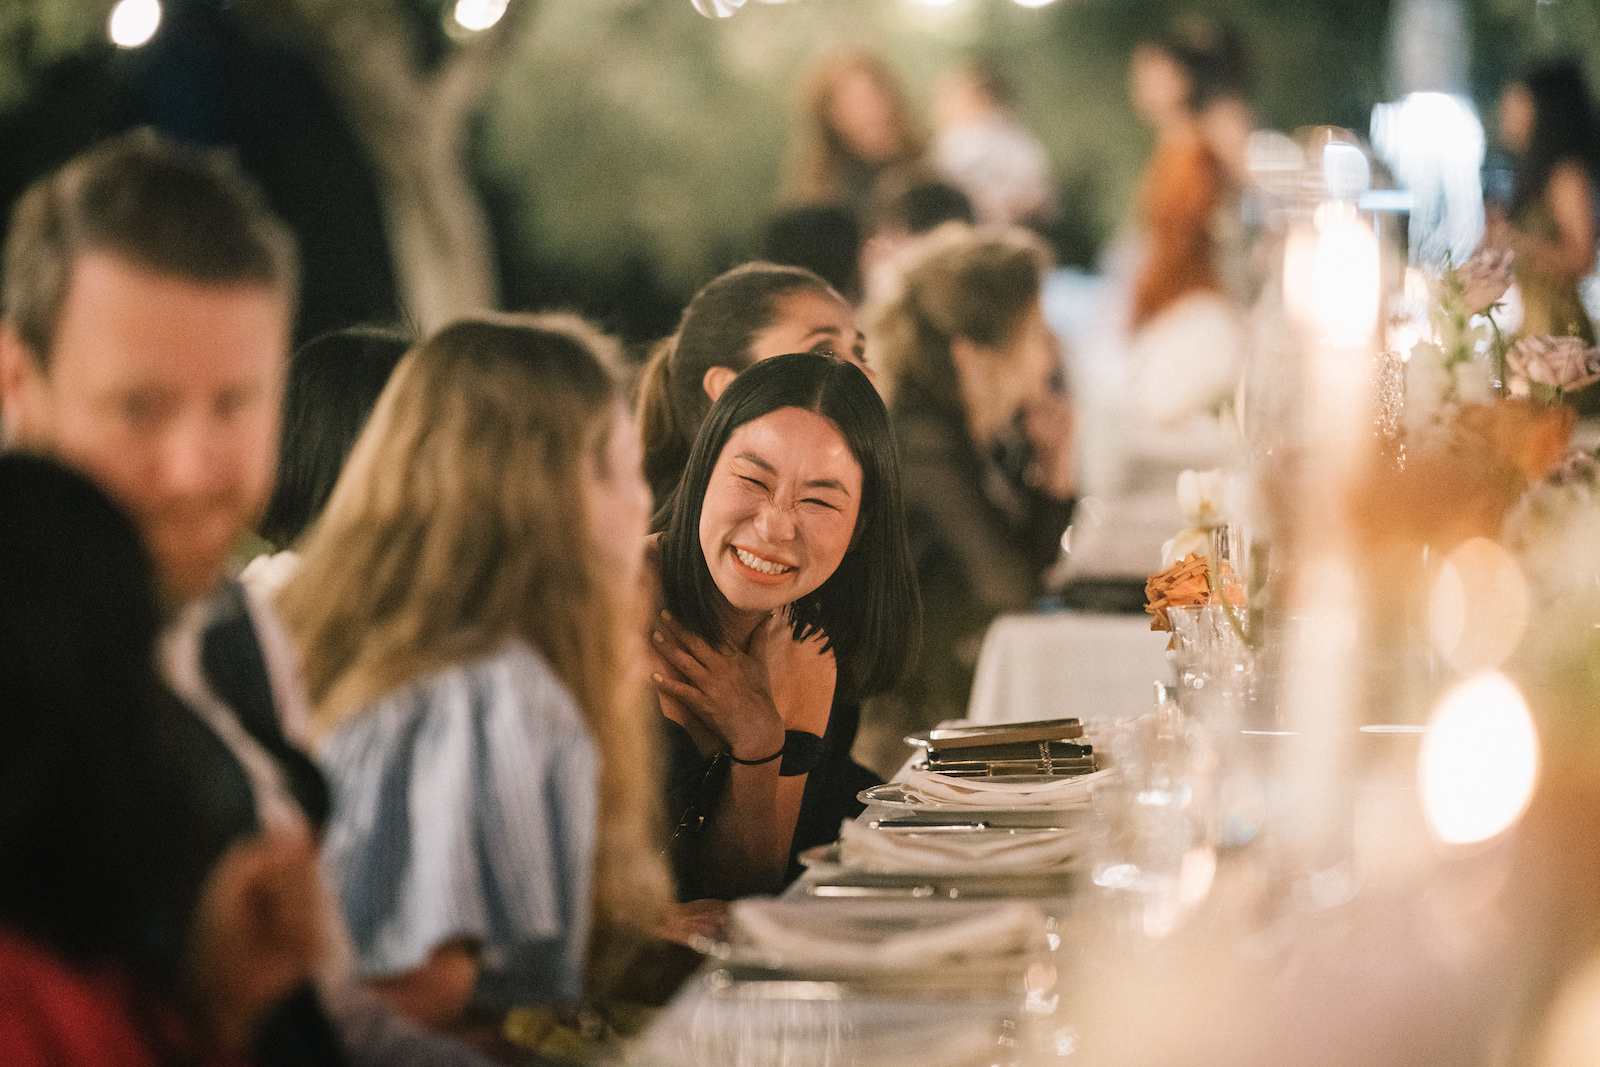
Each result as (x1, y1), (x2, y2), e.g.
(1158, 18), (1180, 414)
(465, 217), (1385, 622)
(1507, 335), (1600, 392)
(1458, 248), (1514, 314)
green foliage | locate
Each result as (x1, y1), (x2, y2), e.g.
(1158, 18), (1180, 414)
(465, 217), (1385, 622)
(17, 0), (1587, 330)
(476, 0), (1395, 305)
(1470, 0), (1600, 100)
(0, 0), (113, 114)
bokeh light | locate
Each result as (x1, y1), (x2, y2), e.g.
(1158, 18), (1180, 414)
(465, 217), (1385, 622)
(1285, 204), (1380, 349)
(454, 0), (509, 31)
(1420, 671), (1538, 845)
(108, 0), (161, 49)
(1431, 537), (1530, 673)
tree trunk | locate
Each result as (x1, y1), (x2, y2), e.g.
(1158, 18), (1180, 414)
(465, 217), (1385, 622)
(367, 103), (500, 333)
(272, 0), (532, 333)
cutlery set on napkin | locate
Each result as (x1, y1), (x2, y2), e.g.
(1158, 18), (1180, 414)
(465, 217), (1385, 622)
(914, 718), (1098, 778)
(792, 718), (1115, 901)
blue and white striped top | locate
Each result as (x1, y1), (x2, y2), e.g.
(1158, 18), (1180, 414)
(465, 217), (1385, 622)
(318, 638), (597, 1011)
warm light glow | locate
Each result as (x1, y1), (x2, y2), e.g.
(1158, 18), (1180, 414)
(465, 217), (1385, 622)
(1310, 205), (1380, 348)
(1011, 0), (1061, 7)
(1420, 672), (1538, 844)
(108, 0), (161, 48)
(454, 0), (509, 30)
(1431, 537), (1530, 672)
(908, 0), (962, 6)
(1284, 204), (1381, 349)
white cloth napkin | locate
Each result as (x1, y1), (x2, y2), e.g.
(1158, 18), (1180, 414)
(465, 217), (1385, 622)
(837, 819), (1081, 874)
(728, 899), (1047, 971)
(899, 767), (1116, 808)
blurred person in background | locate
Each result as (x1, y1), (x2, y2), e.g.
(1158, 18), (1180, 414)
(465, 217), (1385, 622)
(757, 204), (865, 305)
(648, 352), (918, 899)
(1127, 15), (1256, 330)
(1051, 19), (1250, 593)
(281, 316), (672, 1036)
(637, 261), (867, 512)
(862, 224), (1073, 773)
(931, 56), (1057, 231)
(859, 175), (976, 304)
(0, 454), (320, 1065)
(243, 326), (410, 598)
(0, 128), (489, 1067)
(1490, 61), (1600, 348)
(786, 49), (926, 219)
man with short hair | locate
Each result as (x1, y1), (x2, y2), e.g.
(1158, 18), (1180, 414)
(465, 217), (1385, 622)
(0, 129), (483, 1067)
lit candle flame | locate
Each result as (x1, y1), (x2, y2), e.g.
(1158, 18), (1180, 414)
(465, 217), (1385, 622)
(1420, 671), (1538, 844)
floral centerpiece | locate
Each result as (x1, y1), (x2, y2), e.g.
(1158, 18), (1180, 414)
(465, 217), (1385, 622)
(1406, 247), (1600, 419)
(1146, 469), (1247, 646)
(1403, 248), (1512, 426)
(1505, 335), (1600, 405)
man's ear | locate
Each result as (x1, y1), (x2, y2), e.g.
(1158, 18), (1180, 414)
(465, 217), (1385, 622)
(702, 365), (739, 403)
(0, 321), (46, 447)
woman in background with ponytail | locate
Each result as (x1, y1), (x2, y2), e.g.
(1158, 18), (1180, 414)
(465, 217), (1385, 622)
(637, 263), (868, 512)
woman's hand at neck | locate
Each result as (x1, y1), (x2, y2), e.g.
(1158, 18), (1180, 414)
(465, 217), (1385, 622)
(650, 609), (786, 762)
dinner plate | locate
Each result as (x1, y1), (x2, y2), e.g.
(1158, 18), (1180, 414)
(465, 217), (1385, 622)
(801, 834), (1078, 871)
(857, 781), (1095, 814)
(794, 844), (1080, 899)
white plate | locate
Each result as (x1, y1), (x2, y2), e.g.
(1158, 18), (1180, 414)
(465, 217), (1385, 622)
(857, 781), (1095, 813)
(799, 832), (1081, 878)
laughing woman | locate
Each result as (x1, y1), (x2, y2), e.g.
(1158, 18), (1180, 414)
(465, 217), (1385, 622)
(648, 351), (919, 900)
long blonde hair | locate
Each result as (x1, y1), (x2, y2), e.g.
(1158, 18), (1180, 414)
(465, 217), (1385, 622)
(279, 312), (669, 995)
(788, 49), (925, 206)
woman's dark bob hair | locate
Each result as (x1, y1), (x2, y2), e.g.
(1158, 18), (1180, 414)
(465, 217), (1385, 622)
(656, 351), (919, 699)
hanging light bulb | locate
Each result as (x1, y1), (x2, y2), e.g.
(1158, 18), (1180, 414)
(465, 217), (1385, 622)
(109, 0), (161, 49)
(692, 0), (749, 16)
(453, 0), (508, 32)
(1011, 0), (1061, 7)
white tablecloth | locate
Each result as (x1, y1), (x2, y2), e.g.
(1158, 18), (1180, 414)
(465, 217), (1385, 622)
(965, 612), (1172, 725)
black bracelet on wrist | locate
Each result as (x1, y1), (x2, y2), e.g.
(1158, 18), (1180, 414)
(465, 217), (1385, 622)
(726, 730), (827, 775)
(728, 743), (784, 766)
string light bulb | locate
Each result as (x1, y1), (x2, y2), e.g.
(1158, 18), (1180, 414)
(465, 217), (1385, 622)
(108, 0), (161, 48)
(453, 0), (508, 32)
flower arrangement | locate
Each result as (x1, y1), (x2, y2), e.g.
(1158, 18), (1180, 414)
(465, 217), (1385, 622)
(1145, 553), (1244, 643)
(1147, 469), (1249, 645)
(1403, 249), (1512, 426)
(1506, 335), (1600, 403)
(1405, 247), (1600, 420)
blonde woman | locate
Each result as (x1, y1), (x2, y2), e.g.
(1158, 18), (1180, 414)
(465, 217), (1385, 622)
(278, 315), (670, 1032)
(786, 49), (925, 214)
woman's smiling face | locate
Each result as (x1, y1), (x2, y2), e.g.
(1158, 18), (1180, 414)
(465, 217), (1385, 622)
(698, 406), (863, 618)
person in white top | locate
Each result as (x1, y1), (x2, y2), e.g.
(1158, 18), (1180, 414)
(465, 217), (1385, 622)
(932, 58), (1056, 230)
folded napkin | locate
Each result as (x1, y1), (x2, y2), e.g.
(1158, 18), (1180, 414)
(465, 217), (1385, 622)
(838, 819), (1081, 874)
(899, 767), (1116, 808)
(728, 899), (1047, 971)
